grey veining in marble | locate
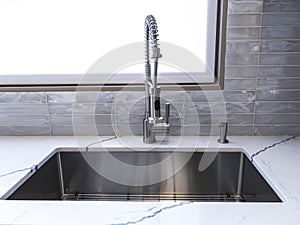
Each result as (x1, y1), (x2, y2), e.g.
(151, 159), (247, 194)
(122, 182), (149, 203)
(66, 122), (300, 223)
(107, 203), (190, 225)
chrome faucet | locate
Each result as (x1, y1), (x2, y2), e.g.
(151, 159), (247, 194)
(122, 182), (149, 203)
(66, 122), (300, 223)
(143, 15), (170, 143)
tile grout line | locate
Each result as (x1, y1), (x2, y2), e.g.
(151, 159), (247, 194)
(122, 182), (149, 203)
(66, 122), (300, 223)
(252, 0), (264, 136)
(45, 92), (52, 136)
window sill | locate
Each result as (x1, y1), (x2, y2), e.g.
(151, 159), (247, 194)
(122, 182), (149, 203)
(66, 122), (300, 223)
(0, 73), (222, 91)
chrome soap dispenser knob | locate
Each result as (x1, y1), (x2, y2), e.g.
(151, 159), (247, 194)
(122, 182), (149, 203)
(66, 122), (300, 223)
(218, 122), (229, 144)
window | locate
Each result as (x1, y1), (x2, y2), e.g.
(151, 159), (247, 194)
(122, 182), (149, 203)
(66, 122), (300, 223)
(0, 0), (227, 91)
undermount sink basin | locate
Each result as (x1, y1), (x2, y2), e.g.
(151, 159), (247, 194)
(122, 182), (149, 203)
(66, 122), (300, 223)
(6, 148), (281, 202)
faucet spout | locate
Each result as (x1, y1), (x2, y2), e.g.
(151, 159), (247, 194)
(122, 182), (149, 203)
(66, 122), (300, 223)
(143, 15), (170, 144)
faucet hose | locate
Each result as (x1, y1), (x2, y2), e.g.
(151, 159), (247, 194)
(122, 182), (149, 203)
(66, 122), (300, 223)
(144, 15), (160, 81)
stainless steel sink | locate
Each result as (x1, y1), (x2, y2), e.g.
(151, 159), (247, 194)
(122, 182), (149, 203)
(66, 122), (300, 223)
(6, 149), (281, 202)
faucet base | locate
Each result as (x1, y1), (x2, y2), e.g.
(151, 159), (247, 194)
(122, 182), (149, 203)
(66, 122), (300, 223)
(143, 137), (156, 144)
(143, 118), (155, 143)
(143, 119), (170, 144)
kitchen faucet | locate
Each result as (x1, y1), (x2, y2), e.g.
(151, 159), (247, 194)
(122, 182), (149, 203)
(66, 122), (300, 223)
(143, 15), (170, 143)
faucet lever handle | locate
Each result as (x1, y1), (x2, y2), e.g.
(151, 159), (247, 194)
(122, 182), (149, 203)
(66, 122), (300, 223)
(165, 102), (170, 124)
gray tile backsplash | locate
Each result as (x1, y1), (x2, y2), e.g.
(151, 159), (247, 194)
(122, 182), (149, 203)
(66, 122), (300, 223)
(0, 104), (49, 115)
(257, 90), (300, 101)
(50, 115), (114, 126)
(0, 92), (46, 103)
(256, 102), (300, 113)
(226, 41), (260, 54)
(225, 66), (258, 78)
(261, 40), (300, 52)
(262, 13), (300, 26)
(258, 66), (300, 77)
(184, 114), (253, 126)
(0, 126), (50, 136)
(254, 125), (300, 136)
(228, 0), (262, 13)
(261, 27), (300, 39)
(226, 55), (259, 66)
(264, 3), (300, 13)
(255, 113), (300, 125)
(257, 78), (300, 90)
(227, 14), (262, 27)
(0, 115), (49, 126)
(227, 28), (261, 40)
(260, 54), (300, 65)
(0, 0), (299, 136)
(186, 90), (256, 103)
(224, 79), (257, 90)
(51, 125), (115, 136)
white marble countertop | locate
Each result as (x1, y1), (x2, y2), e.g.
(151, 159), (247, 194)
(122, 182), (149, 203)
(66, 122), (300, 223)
(0, 135), (299, 225)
